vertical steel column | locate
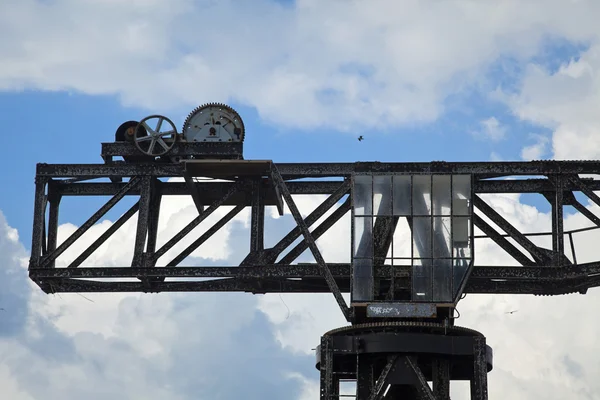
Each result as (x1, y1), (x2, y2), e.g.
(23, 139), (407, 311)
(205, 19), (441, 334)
(332, 377), (340, 399)
(356, 355), (375, 400)
(432, 359), (450, 400)
(132, 176), (153, 267)
(470, 337), (488, 400)
(320, 336), (335, 400)
(250, 179), (265, 252)
(29, 177), (48, 269)
(146, 179), (162, 266)
(46, 190), (61, 269)
(552, 176), (564, 266)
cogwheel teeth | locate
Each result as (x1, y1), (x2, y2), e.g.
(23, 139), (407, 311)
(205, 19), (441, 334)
(182, 102), (245, 143)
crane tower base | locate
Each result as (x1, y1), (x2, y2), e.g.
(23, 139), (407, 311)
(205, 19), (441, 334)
(316, 322), (492, 399)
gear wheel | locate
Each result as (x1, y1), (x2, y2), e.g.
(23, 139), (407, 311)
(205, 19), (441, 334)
(182, 102), (245, 143)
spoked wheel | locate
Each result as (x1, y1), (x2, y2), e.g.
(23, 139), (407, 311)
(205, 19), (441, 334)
(134, 115), (178, 157)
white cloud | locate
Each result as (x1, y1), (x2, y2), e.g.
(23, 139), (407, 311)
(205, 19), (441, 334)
(507, 44), (600, 160)
(456, 285), (600, 398)
(267, 192), (600, 399)
(0, 206), (317, 399)
(0, 364), (35, 400)
(521, 133), (550, 160)
(5, 1), (600, 396)
(5, 183), (600, 398)
(476, 117), (507, 142)
(3, 0), (600, 132)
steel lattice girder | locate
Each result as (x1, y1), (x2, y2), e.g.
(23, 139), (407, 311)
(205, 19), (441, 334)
(29, 160), (600, 300)
(35, 160), (600, 177)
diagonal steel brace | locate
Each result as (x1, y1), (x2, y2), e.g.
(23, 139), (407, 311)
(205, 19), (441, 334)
(474, 195), (551, 264)
(267, 180), (350, 262)
(473, 215), (534, 266)
(568, 174), (600, 208)
(238, 179), (348, 263)
(153, 182), (244, 261)
(40, 176), (141, 268)
(68, 201), (140, 268)
(571, 199), (600, 226)
(167, 205), (245, 266)
(270, 163), (351, 321)
(368, 355), (398, 400)
(277, 198), (351, 265)
(405, 356), (437, 400)
(563, 175), (600, 226)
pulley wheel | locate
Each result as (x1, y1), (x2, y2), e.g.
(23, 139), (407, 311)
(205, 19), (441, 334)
(134, 115), (178, 157)
(115, 120), (147, 143)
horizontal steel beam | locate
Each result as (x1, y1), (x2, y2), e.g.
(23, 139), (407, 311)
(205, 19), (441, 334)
(283, 161), (600, 177)
(33, 277), (339, 293)
(46, 178), (600, 199)
(52, 181), (344, 197)
(31, 253), (600, 297)
(36, 161), (600, 178)
(476, 178), (600, 193)
(102, 141), (243, 158)
(30, 264), (360, 279)
(29, 262), (600, 282)
(30, 274), (600, 295)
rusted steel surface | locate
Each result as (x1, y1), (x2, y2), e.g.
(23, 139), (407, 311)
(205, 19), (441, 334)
(29, 159), (600, 298)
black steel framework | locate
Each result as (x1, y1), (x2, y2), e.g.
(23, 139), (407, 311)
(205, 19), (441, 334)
(28, 156), (600, 399)
(317, 322), (492, 400)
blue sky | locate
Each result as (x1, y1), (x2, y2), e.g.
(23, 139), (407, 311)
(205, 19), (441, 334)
(2, 1), (600, 399)
(0, 65), (555, 238)
(1, 34), (589, 238)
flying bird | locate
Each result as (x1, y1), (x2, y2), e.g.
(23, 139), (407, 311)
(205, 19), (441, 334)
(505, 310), (518, 314)
(358, 135), (364, 141)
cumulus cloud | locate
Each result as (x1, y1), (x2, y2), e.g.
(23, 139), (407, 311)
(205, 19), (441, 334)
(4, 182), (600, 399)
(0, 204), (320, 399)
(2, 0), (600, 132)
(271, 192), (600, 399)
(457, 290), (600, 399)
(475, 117), (507, 142)
(4, 0), (600, 397)
(53, 189), (355, 359)
(521, 133), (550, 160)
(507, 44), (600, 160)
(0, 188), (361, 399)
(0, 211), (31, 336)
